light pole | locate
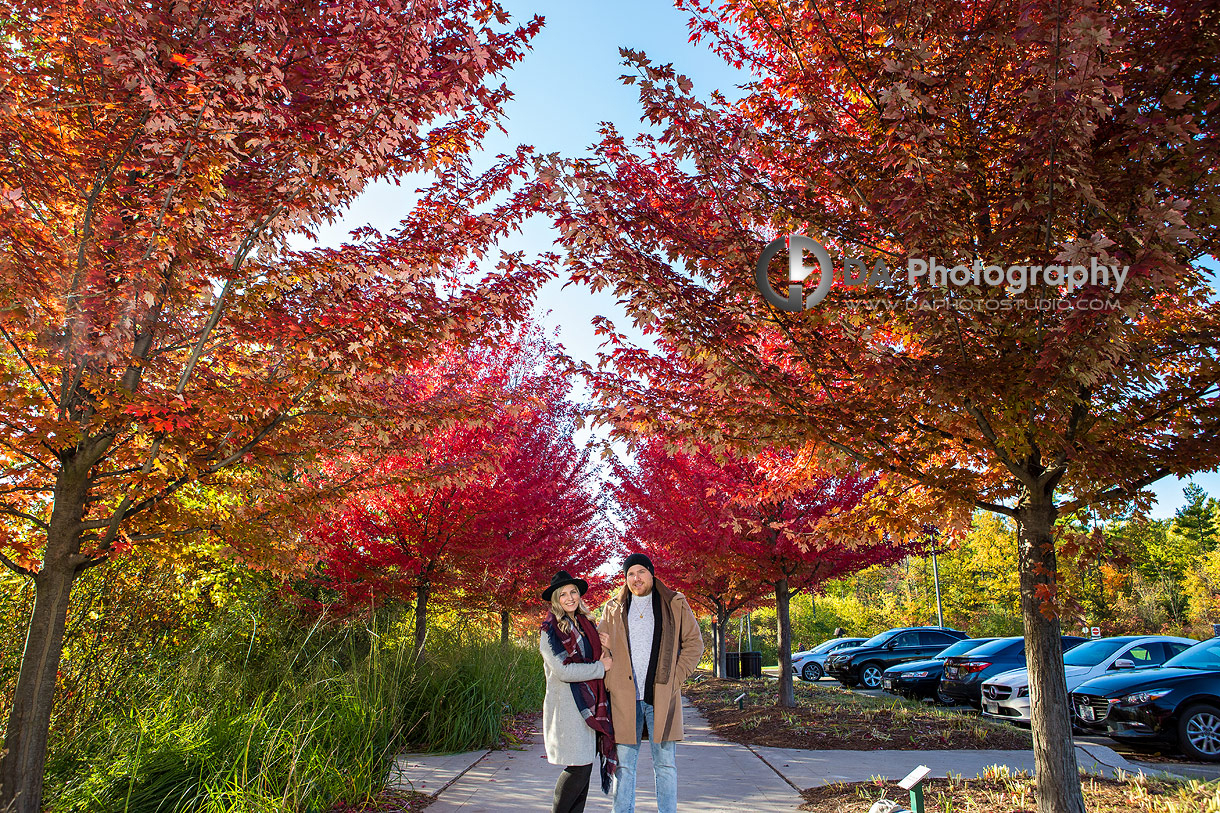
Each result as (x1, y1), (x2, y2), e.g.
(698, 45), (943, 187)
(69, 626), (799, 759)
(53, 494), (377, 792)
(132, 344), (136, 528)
(931, 549), (944, 628)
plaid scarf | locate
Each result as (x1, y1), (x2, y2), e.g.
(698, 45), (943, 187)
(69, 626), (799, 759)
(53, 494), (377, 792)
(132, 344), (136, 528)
(541, 610), (617, 793)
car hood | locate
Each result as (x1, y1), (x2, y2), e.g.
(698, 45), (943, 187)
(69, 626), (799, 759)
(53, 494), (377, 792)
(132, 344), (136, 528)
(983, 665), (1097, 690)
(827, 646), (867, 659)
(1074, 666), (1220, 696)
(984, 668), (1029, 688)
(883, 658), (943, 675)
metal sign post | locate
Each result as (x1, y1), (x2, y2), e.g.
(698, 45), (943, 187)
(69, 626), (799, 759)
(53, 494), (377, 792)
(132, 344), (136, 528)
(931, 550), (944, 628)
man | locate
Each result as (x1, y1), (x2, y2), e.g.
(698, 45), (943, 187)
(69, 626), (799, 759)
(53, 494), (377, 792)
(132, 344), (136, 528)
(598, 552), (704, 813)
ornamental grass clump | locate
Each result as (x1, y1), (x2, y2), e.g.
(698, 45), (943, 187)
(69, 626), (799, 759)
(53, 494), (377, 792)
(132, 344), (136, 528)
(40, 606), (543, 813)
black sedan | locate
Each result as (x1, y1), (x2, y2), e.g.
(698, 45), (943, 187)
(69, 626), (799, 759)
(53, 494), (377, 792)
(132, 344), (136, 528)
(881, 638), (997, 702)
(825, 626), (968, 689)
(1071, 637), (1220, 761)
(938, 635), (1085, 708)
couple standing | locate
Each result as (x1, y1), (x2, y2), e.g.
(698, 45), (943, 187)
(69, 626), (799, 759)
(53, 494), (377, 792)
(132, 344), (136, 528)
(539, 553), (704, 813)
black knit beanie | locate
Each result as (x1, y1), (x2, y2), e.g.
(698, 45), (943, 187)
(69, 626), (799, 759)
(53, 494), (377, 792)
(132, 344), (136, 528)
(622, 552), (655, 576)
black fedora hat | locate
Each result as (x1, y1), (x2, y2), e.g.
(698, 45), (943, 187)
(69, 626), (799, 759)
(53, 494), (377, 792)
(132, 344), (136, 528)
(542, 570), (589, 602)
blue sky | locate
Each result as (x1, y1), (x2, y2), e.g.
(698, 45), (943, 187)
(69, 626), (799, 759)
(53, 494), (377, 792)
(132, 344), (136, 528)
(307, 1), (1218, 520)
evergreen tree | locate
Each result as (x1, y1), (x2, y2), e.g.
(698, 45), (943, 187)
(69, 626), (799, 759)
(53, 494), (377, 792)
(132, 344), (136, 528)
(1173, 483), (1219, 553)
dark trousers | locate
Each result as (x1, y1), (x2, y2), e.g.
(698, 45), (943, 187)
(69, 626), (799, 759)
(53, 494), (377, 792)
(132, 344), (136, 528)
(553, 763), (592, 813)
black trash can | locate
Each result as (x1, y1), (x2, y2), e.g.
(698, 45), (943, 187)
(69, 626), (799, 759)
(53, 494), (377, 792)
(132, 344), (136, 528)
(725, 652), (741, 679)
(740, 651), (763, 678)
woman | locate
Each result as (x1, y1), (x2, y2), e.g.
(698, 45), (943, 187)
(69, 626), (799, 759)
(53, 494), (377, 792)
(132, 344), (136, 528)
(539, 570), (617, 813)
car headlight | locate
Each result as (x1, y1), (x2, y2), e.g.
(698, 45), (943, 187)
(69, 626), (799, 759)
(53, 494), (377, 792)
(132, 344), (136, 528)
(1122, 689), (1171, 705)
(907, 671), (929, 678)
(1017, 687), (1029, 698)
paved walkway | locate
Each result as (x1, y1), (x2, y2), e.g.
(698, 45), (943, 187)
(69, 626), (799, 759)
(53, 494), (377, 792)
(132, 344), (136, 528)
(414, 705), (802, 812)
(390, 704), (1192, 812)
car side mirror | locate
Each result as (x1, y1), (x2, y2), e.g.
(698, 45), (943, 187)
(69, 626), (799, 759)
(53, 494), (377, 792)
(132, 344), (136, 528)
(885, 640), (897, 649)
(1111, 658), (1135, 670)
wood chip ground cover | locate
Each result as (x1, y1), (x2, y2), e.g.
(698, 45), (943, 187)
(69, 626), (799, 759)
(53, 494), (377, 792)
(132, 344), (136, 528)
(684, 676), (1031, 750)
(800, 771), (1220, 812)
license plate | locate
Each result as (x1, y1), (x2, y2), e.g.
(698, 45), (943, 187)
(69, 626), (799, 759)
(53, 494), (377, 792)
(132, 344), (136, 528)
(983, 701), (999, 714)
(883, 679), (892, 689)
(1078, 704), (1095, 722)
(945, 666), (957, 678)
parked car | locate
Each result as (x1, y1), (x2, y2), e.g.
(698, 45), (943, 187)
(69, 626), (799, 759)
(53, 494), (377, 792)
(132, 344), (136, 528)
(1071, 637), (1220, 761)
(981, 635), (1197, 724)
(881, 638), (998, 702)
(939, 635), (1086, 708)
(825, 627), (968, 689)
(791, 637), (867, 681)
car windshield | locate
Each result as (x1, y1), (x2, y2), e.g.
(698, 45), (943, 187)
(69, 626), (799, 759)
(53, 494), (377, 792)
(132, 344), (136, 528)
(1062, 639), (1128, 666)
(1163, 639), (1220, 670)
(936, 639), (991, 658)
(860, 631), (897, 648)
(811, 639), (848, 654)
(954, 637), (1020, 658)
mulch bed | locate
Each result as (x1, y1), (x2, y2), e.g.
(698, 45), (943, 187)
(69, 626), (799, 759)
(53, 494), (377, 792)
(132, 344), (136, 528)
(799, 774), (1220, 812)
(498, 710), (542, 749)
(684, 675), (1032, 751)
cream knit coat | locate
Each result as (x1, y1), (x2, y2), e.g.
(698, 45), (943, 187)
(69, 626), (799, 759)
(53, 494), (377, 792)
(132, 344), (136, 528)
(539, 625), (605, 766)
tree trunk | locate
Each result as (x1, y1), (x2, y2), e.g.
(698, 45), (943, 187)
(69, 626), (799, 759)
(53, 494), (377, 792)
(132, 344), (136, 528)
(1017, 493), (1086, 813)
(413, 580), (429, 658)
(500, 609), (510, 645)
(776, 577), (794, 708)
(715, 607), (730, 679)
(0, 468), (90, 813)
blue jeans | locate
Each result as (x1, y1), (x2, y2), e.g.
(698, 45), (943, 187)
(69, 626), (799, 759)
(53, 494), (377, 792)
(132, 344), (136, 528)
(613, 699), (677, 813)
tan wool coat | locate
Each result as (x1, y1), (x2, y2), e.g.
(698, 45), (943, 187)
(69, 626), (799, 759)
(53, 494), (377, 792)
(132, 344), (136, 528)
(598, 580), (703, 745)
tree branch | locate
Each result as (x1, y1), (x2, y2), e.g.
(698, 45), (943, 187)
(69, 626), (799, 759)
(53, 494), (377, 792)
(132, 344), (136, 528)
(0, 550), (36, 577)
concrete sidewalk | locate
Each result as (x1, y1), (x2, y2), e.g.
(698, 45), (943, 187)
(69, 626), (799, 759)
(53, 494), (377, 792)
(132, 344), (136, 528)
(420, 704), (803, 812)
(392, 704), (1190, 812)
(750, 740), (1185, 790)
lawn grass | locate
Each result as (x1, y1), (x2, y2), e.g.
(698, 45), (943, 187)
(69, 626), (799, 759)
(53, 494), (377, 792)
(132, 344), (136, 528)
(801, 767), (1220, 812)
(684, 674), (1031, 750)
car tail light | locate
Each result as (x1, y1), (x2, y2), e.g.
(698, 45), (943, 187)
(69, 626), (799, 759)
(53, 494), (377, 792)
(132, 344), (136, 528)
(958, 661), (992, 674)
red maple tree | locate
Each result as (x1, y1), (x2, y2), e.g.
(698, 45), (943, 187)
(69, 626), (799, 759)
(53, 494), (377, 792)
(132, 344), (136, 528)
(0, 2), (552, 807)
(296, 330), (613, 651)
(613, 437), (911, 705)
(553, 3), (1218, 807)
(467, 394), (612, 642)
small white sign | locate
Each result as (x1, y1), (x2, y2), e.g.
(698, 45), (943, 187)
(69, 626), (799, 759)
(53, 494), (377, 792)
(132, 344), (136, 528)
(898, 765), (931, 791)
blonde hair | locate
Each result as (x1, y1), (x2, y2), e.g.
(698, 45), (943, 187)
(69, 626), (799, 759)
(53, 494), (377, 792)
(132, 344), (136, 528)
(550, 589), (596, 635)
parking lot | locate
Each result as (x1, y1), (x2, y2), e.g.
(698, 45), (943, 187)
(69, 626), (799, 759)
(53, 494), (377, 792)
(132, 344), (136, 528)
(760, 665), (1220, 781)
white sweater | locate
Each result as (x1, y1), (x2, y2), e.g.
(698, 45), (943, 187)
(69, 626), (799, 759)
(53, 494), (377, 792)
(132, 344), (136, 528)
(626, 596), (655, 701)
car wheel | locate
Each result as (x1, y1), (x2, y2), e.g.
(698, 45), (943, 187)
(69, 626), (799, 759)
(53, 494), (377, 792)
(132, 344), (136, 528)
(1178, 704), (1220, 762)
(860, 662), (883, 689)
(802, 662), (823, 681)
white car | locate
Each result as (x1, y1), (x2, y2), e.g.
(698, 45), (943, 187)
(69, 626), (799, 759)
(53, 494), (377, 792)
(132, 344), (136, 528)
(791, 637), (866, 681)
(980, 635), (1197, 723)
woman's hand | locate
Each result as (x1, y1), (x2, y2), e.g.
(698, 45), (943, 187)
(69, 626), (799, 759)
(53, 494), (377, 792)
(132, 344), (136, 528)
(599, 631), (610, 648)
(600, 654), (613, 672)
